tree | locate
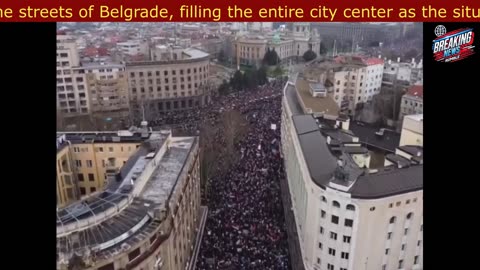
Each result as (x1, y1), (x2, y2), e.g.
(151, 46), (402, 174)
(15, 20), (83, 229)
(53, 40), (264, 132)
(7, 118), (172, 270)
(230, 70), (244, 91)
(273, 65), (284, 77)
(319, 42), (328, 55)
(263, 48), (280, 66)
(257, 66), (268, 85)
(218, 80), (230, 95)
(218, 49), (226, 63)
(303, 49), (317, 61)
(244, 67), (259, 89)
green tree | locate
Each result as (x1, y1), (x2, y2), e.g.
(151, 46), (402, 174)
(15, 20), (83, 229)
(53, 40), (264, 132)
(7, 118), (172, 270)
(218, 49), (226, 63)
(263, 48), (280, 66)
(320, 42), (328, 55)
(218, 80), (230, 95)
(257, 66), (268, 85)
(230, 70), (244, 91)
(303, 49), (317, 61)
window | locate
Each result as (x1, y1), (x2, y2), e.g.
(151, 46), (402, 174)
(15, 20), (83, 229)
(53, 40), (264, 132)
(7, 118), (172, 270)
(413, 198), (417, 203)
(317, 257), (321, 264)
(417, 240), (422, 246)
(420, 224), (423, 231)
(86, 160), (93, 168)
(109, 147), (114, 153)
(398, 260), (404, 269)
(328, 248), (336, 256)
(390, 216), (396, 224)
(382, 265), (386, 270)
(332, 201), (340, 208)
(370, 207), (376, 211)
(396, 201), (401, 206)
(406, 199), (410, 204)
(88, 173), (95, 181)
(340, 268), (347, 270)
(341, 252), (349, 259)
(406, 212), (414, 219)
(328, 264), (334, 270)
(320, 226), (324, 234)
(128, 248), (141, 261)
(387, 232), (392, 239)
(389, 203), (393, 208)
(343, 235), (351, 243)
(344, 219), (353, 227)
(414, 256), (419, 264)
(318, 242), (323, 249)
(401, 244), (405, 250)
(330, 232), (337, 240)
(321, 210), (326, 218)
(80, 187), (86, 195)
(90, 187), (96, 193)
(321, 196), (327, 203)
(404, 228), (409, 235)
(331, 215), (339, 224)
(75, 160), (82, 167)
(77, 174), (84, 181)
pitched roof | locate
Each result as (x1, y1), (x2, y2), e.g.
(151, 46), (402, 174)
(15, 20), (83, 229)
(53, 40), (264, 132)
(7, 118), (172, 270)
(405, 85), (423, 98)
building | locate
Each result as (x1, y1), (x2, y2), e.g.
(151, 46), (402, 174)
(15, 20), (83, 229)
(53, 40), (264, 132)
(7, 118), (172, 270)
(234, 22), (321, 66)
(83, 63), (130, 121)
(117, 40), (149, 56)
(56, 127), (205, 270)
(57, 34), (90, 116)
(126, 47), (211, 121)
(382, 58), (423, 92)
(281, 81), (423, 270)
(399, 85), (423, 119)
(399, 114), (423, 147)
(300, 55), (384, 115)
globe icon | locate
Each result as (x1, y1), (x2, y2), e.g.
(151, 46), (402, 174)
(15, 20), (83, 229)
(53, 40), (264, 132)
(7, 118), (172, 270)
(434, 25), (447, 37)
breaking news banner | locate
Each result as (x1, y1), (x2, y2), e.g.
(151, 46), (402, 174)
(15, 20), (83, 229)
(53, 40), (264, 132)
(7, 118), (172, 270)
(0, 0), (478, 21)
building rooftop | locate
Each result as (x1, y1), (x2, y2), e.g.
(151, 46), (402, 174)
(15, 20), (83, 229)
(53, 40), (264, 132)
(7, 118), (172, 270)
(295, 78), (339, 116)
(405, 85), (424, 99)
(284, 84), (422, 199)
(57, 130), (198, 262)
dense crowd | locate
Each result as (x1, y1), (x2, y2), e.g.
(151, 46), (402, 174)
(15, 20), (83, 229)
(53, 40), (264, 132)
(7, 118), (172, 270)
(149, 79), (290, 269)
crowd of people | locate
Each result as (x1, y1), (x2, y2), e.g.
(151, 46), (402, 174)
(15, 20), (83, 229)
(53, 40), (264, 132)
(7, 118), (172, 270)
(146, 78), (291, 269)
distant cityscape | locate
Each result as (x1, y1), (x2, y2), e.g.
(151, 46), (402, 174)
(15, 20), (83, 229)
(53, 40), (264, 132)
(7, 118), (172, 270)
(56, 22), (423, 270)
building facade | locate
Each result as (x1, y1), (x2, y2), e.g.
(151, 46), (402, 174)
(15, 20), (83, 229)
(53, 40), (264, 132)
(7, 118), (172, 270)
(234, 23), (321, 67)
(126, 47), (211, 120)
(281, 82), (423, 270)
(83, 63), (130, 120)
(57, 34), (90, 116)
(400, 85), (423, 120)
(57, 128), (204, 270)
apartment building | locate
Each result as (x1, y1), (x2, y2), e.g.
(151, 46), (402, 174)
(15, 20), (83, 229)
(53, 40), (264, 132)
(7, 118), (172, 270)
(399, 85), (423, 120)
(126, 46), (210, 120)
(56, 128), (205, 270)
(57, 34), (90, 116)
(83, 63), (130, 120)
(281, 82), (423, 270)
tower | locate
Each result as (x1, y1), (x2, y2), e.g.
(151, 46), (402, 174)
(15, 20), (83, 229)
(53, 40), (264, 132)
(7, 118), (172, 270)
(292, 22), (311, 38)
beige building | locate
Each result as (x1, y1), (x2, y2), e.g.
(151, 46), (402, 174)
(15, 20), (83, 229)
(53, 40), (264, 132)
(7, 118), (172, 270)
(57, 34), (90, 116)
(234, 22), (320, 67)
(83, 63), (130, 120)
(399, 114), (423, 147)
(281, 81), (423, 270)
(400, 85), (423, 120)
(57, 128), (205, 270)
(126, 47), (211, 120)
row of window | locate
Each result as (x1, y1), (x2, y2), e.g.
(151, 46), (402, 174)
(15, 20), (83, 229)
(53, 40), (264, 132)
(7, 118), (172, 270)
(132, 84), (200, 93)
(320, 227), (352, 243)
(320, 197), (356, 211)
(389, 198), (418, 208)
(129, 67), (207, 78)
(315, 259), (347, 270)
(382, 256), (420, 270)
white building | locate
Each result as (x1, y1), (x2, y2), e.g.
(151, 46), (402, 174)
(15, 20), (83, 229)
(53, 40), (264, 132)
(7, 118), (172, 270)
(400, 85), (423, 120)
(382, 58), (423, 91)
(281, 82), (423, 270)
(117, 40), (149, 56)
(57, 34), (90, 116)
(399, 114), (423, 147)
